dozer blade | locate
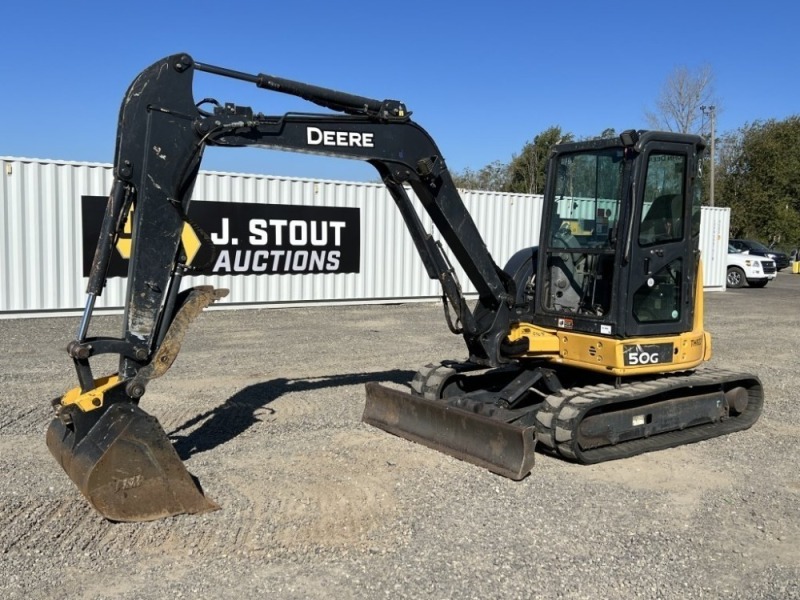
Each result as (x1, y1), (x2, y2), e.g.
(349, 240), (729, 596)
(363, 382), (535, 480)
(46, 400), (218, 522)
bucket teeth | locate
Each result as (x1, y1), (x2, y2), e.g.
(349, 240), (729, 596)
(363, 382), (535, 480)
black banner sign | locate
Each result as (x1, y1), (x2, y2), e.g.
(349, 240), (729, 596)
(81, 196), (360, 277)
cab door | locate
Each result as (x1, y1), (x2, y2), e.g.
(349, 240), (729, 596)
(624, 143), (698, 338)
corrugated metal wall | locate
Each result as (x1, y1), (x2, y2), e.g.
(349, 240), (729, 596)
(698, 206), (730, 291)
(1, 159), (111, 312)
(0, 157), (543, 315)
(0, 157), (728, 316)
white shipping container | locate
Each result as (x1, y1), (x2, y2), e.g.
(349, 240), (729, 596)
(0, 157), (727, 317)
(697, 206), (730, 291)
(0, 157), (543, 315)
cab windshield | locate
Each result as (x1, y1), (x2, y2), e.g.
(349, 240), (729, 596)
(549, 148), (624, 250)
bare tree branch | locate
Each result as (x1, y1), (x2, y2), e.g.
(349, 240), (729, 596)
(646, 65), (718, 134)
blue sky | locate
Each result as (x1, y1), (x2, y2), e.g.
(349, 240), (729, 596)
(1, 1), (796, 182)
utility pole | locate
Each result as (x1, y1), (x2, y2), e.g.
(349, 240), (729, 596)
(701, 105), (716, 207)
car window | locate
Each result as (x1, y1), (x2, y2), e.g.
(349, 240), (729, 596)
(748, 240), (771, 252)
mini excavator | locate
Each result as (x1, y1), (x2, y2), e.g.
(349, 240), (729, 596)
(47, 54), (762, 521)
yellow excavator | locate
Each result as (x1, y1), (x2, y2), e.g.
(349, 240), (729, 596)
(47, 54), (762, 522)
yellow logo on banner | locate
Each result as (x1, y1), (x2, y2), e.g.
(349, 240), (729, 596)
(116, 207), (201, 265)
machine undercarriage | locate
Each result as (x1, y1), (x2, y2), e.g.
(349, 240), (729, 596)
(364, 360), (762, 477)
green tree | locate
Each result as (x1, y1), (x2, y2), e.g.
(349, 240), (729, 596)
(593, 128), (618, 140)
(506, 126), (574, 194)
(451, 160), (509, 191)
(716, 117), (800, 246)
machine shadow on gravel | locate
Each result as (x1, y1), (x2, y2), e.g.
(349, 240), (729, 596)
(169, 369), (416, 460)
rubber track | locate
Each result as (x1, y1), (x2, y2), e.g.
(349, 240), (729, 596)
(534, 367), (763, 463)
(411, 363), (457, 400)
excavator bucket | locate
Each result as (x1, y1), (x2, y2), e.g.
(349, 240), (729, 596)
(363, 382), (536, 480)
(47, 286), (227, 521)
(46, 393), (218, 522)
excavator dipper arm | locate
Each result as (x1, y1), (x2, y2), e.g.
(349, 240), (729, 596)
(117, 54), (516, 372)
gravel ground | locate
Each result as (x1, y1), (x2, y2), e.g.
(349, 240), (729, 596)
(1, 274), (799, 599)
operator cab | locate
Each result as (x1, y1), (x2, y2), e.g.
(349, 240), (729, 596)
(535, 131), (705, 339)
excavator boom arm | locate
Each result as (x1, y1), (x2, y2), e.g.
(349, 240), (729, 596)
(99, 53), (515, 378)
